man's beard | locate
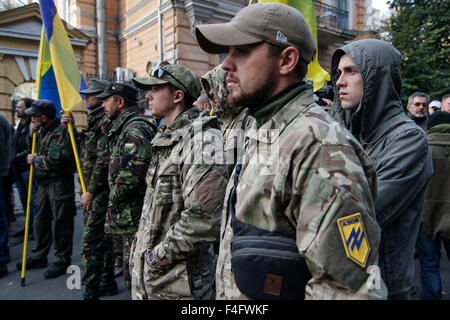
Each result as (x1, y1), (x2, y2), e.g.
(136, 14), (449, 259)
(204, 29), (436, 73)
(228, 75), (276, 110)
(411, 111), (427, 119)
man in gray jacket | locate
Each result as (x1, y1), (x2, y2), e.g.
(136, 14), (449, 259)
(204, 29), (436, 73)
(329, 39), (433, 299)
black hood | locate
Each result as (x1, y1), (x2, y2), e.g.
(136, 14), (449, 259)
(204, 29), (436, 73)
(329, 39), (411, 144)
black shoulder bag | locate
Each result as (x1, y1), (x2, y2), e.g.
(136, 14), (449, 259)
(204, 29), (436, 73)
(229, 117), (312, 300)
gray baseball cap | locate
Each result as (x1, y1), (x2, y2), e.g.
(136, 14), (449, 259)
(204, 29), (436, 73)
(195, 3), (316, 63)
(132, 64), (202, 101)
(80, 78), (111, 95)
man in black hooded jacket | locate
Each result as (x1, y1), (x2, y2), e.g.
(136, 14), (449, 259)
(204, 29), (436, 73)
(329, 39), (433, 300)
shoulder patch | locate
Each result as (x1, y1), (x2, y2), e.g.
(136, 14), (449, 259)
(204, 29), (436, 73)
(337, 212), (370, 268)
(124, 142), (135, 150)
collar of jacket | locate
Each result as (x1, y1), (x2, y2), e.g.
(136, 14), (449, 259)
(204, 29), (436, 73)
(17, 118), (31, 135)
(247, 82), (313, 144)
(40, 117), (61, 134)
(152, 107), (202, 148)
(249, 81), (307, 128)
(107, 105), (139, 137)
(152, 107), (221, 147)
(428, 123), (450, 135)
(86, 104), (104, 117)
(87, 105), (105, 126)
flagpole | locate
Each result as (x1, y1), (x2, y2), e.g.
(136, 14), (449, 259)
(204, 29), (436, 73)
(20, 132), (36, 286)
(66, 117), (87, 195)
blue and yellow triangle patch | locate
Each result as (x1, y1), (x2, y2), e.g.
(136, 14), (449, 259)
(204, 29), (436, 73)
(337, 212), (370, 268)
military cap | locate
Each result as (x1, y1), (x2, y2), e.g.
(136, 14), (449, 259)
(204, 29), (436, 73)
(25, 99), (56, 119)
(195, 2), (316, 63)
(96, 82), (139, 102)
(132, 64), (202, 101)
(80, 78), (111, 95)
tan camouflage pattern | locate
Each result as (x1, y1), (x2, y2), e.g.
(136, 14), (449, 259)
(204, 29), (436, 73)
(201, 65), (254, 175)
(216, 85), (387, 300)
(201, 65), (242, 119)
(130, 107), (228, 300)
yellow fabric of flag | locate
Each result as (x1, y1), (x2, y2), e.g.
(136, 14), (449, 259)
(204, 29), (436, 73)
(258, 0), (330, 91)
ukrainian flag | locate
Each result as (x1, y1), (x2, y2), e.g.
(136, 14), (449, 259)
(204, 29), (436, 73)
(37, 0), (86, 114)
(257, 0), (331, 91)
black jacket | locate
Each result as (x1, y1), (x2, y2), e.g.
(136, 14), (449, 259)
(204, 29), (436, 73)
(12, 118), (31, 174)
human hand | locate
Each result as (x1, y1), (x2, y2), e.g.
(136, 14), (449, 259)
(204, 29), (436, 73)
(81, 192), (94, 211)
(26, 153), (37, 165)
(60, 111), (74, 127)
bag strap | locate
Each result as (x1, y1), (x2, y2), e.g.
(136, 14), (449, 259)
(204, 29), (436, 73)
(229, 114), (248, 220)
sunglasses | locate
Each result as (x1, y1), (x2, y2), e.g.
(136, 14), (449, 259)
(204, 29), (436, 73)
(151, 64), (192, 98)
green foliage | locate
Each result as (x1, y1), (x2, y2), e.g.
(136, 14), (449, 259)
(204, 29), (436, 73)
(386, 0), (450, 105)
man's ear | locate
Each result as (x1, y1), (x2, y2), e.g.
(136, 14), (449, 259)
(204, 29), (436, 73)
(173, 89), (185, 104)
(406, 104), (412, 112)
(279, 46), (300, 76)
(117, 96), (126, 110)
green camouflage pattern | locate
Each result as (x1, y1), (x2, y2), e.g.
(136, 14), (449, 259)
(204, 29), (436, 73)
(78, 105), (115, 289)
(81, 191), (114, 288)
(201, 65), (254, 175)
(77, 106), (110, 190)
(31, 118), (75, 183)
(105, 105), (157, 235)
(86, 117), (112, 195)
(130, 107), (228, 300)
(216, 85), (387, 300)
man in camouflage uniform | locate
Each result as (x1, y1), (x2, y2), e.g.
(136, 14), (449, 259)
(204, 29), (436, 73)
(201, 64), (254, 177)
(62, 78), (118, 299)
(196, 3), (387, 299)
(16, 100), (77, 279)
(130, 64), (228, 300)
(97, 83), (156, 292)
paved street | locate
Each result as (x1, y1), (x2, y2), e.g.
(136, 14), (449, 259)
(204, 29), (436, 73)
(0, 180), (130, 300)
(0, 178), (448, 300)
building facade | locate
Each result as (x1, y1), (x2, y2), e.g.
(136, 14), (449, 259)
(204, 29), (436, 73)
(0, 0), (370, 126)
(60, 0), (367, 81)
(0, 3), (89, 124)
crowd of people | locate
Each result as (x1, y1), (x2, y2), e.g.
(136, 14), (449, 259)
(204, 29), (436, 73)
(0, 3), (449, 300)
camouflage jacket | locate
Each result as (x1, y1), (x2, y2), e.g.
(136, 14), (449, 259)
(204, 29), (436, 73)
(78, 105), (111, 193)
(130, 107), (228, 300)
(31, 118), (75, 185)
(216, 84), (387, 300)
(201, 65), (254, 175)
(105, 106), (156, 234)
(87, 117), (112, 195)
(222, 108), (254, 176)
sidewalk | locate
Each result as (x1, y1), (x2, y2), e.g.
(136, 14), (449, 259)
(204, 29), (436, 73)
(0, 179), (129, 300)
(1, 178), (449, 300)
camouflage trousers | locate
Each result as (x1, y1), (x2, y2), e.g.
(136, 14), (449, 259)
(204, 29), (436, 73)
(105, 231), (134, 292)
(112, 234), (123, 269)
(81, 192), (115, 289)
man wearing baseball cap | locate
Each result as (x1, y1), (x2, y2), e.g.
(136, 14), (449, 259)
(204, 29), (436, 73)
(196, 3), (386, 300)
(129, 64), (228, 300)
(97, 82), (157, 293)
(17, 99), (77, 280)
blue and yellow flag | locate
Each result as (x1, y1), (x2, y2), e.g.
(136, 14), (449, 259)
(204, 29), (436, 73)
(37, 0), (86, 113)
(258, 0), (331, 91)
